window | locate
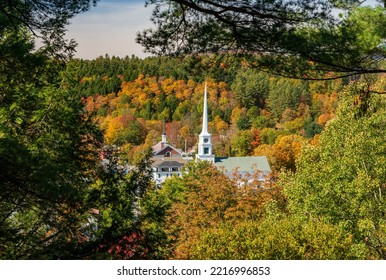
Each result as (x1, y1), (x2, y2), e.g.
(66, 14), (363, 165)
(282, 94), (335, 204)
(171, 167), (179, 172)
(161, 167), (169, 172)
(204, 147), (209, 154)
(165, 151), (171, 157)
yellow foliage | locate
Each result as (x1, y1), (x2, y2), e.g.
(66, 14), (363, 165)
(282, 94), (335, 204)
(254, 134), (306, 171)
(211, 115), (229, 134)
(161, 77), (176, 95)
(179, 125), (192, 139)
(145, 120), (163, 132)
(104, 116), (123, 144)
(231, 107), (246, 126)
(137, 92), (148, 106)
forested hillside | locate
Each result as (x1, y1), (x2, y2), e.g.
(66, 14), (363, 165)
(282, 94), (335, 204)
(66, 55), (346, 171)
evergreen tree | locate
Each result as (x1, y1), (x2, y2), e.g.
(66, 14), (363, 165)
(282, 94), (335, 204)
(138, 1), (386, 80)
(0, 0), (155, 259)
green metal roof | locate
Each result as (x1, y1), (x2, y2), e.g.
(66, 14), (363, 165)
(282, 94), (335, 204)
(214, 156), (271, 173)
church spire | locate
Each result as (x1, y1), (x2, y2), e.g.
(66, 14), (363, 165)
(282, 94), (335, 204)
(196, 82), (215, 163)
(201, 83), (209, 135)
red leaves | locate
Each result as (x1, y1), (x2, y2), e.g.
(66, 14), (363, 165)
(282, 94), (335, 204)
(102, 232), (148, 260)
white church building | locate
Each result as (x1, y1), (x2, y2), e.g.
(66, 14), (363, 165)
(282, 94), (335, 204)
(151, 132), (192, 185)
(151, 84), (271, 185)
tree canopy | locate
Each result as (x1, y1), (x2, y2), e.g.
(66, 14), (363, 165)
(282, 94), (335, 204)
(138, 0), (386, 80)
(0, 0), (158, 259)
(282, 81), (386, 259)
(0, 0), (97, 59)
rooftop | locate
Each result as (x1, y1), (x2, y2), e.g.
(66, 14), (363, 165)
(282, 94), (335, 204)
(151, 157), (192, 168)
(214, 156), (271, 173)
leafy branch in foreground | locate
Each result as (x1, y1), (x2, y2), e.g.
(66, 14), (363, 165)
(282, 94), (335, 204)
(138, 1), (386, 80)
(1, 0), (98, 59)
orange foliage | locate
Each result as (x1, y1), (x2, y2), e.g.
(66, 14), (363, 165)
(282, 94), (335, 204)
(84, 96), (95, 114)
(310, 134), (320, 146)
(317, 113), (335, 126)
(260, 109), (272, 117)
(168, 165), (237, 259)
(166, 121), (182, 147)
(167, 163), (283, 259)
(104, 114), (135, 144)
(225, 172), (283, 221)
(251, 128), (261, 147)
(254, 134), (306, 171)
(312, 92), (338, 115)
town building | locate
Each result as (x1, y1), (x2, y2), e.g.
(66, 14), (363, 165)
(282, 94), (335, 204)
(151, 83), (271, 185)
(151, 132), (192, 185)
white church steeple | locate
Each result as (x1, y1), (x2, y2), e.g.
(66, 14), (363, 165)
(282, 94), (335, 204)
(196, 83), (215, 163)
(201, 83), (209, 135)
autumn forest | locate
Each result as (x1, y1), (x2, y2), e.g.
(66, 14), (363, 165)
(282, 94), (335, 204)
(74, 55), (337, 171)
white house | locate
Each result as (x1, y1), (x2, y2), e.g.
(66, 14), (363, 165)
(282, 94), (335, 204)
(151, 132), (192, 185)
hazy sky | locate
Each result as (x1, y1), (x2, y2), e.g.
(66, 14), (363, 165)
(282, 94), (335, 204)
(65, 0), (380, 60)
(66, 0), (153, 59)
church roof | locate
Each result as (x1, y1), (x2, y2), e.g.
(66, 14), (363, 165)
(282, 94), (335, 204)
(152, 142), (183, 156)
(152, 157), (191, 168)
(154, 160), (185, 168)
(214, 156), (271, 173)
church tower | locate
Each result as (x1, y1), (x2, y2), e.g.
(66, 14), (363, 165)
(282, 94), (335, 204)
(196, 83), (215, 163)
